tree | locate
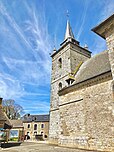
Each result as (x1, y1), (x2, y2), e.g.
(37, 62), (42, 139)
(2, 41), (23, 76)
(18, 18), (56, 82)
(2, 99), (24, 119)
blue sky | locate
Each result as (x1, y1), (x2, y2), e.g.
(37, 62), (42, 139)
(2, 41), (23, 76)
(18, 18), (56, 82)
(0, 0), (114, 115)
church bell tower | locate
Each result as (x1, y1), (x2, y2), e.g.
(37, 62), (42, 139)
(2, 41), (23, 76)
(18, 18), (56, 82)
(49, 19), (91, 144)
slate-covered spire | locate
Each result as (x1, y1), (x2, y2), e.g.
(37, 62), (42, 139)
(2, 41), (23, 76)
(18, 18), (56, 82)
(60, 19), (79, 46)
(64, 20), (75, 40)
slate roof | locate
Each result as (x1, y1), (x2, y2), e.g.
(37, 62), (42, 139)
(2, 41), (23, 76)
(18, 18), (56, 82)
(22, 114), (49, 122)
(10, 120), (23, 128)
(64, 20), (75, 40)
(74, 50), (111, 84)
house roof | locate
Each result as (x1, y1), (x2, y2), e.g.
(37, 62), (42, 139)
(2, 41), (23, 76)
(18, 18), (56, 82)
(74, 50), (111, 84)
(10, 120), (23, 128)
(22, 114), (49, 122)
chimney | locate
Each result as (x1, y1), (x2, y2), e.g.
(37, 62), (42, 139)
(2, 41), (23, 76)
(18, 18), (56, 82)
(0, 97), (3, 107)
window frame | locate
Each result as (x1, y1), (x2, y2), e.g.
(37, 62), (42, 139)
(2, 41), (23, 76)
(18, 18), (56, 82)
(59, 82), (62, 90)
(34, 124), (37, 130)
(27, 124), (30, 129)
(58, 58), (62, 68)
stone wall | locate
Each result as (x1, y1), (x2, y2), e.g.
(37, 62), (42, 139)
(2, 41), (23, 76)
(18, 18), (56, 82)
(105, 25), (114, 80)
(49, 42), (91, 143)
(50, 42), (91, 110)
(51, 44), (71, 82)
(49, 110), (60, 144)
(70, 44), (91, 73)
(59, 78), (114, 151)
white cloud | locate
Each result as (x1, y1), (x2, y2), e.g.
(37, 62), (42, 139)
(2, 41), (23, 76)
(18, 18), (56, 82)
(0, 1), (52, 103)
(77, 1), (88, 39)
(99, 0), (114, 21)
(24, 101), (50, 114)
(92, 0), (114, 54)
(92, 37), (107, 55)
(0, 73), (23, 99)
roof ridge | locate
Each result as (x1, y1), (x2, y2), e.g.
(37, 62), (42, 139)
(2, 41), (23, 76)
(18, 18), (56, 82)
(91, 50), (108, 58)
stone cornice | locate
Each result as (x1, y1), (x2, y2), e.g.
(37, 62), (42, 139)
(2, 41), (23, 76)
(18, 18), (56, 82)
(51, 41), (91, 58)
(58, 71), (112, 96)
(59, 98), (83, 107)
(50, 108), (59, 112)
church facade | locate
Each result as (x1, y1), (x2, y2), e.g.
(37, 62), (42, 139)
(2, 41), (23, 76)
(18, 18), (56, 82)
(49, 14), (114, 152)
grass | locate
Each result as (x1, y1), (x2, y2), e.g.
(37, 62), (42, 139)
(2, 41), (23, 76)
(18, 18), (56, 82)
(9, 137), (19, 142)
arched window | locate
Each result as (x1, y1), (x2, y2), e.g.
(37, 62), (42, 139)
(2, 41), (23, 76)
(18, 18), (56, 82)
(113, 84), (114, 91)
(41, 124), (44, 128)
(59, 82), (62, 90)
(28, 124), (30, 128)
(34, 124), (37, 130)
(34, 131), (37, 135)
(58, 58), (62, 68)
(111, 81), (114, 91)
(41, 131), (43, 135)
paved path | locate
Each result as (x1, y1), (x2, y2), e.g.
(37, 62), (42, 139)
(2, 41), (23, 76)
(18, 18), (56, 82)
(0, 142), (101, 152)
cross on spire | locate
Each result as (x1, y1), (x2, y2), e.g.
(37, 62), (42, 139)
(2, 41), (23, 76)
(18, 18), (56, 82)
(66, 10), (69, 19)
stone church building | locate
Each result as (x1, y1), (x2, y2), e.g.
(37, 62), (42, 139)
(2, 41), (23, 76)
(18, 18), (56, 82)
(49, 14), (114, 152)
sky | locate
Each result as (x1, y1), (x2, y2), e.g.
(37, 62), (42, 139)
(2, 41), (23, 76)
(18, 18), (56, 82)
(0, 0), (114, 115)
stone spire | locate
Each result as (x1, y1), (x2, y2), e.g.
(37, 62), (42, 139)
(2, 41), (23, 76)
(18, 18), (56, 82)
(64, 20), (75, 40)
(60, 13), (79, 46)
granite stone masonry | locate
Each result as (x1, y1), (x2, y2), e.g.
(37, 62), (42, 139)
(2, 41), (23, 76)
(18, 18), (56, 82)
(49, 14), (114, 152)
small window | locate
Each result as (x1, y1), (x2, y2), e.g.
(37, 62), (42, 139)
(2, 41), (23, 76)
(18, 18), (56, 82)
(59, 82), (62, 90)
(34, 124), (37, 130)
(41, 131), (43, 135)
(28, 124), (30, 128)
(58, 58), (62, 68)
(27, 132), (29, 135)
(34, 131), (37, 135)
(113, 84), (114, 91)
(52, 64), (54, 70)
(44, 135), (47, 138)
(41, 124), (44, 128)
(111, 81), (114, 91)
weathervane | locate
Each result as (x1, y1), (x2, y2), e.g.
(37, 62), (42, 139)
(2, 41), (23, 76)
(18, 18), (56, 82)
(66, 10), (69, 20)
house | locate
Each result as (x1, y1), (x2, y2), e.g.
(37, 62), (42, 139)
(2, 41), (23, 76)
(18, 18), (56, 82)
(22, 114), (49, 140)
